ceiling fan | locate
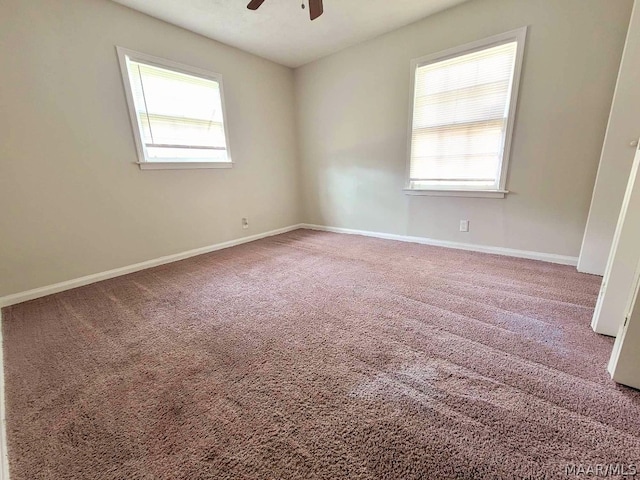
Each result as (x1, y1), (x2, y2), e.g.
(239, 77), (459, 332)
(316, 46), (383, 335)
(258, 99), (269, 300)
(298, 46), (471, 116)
(247, 0), (324, 21)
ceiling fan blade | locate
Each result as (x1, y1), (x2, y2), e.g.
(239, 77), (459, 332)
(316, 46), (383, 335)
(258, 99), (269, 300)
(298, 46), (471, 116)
(247, 0), (266, 11)
(309, 0), (323, 20)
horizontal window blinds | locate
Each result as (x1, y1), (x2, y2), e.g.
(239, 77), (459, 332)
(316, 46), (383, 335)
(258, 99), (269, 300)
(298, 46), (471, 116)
(128, 60), (228, 162)
(409, 41), (518, 188)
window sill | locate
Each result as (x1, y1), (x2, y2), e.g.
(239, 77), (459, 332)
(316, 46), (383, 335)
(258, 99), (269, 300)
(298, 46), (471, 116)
(136, 162), (234, 170)
(403, 188), (509, 199)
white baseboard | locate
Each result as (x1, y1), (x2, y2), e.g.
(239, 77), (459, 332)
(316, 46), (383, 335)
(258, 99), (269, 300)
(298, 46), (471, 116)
(0, 221), (579, 309)
(301, 224), (579, 267)
(0, 224), (304, 308)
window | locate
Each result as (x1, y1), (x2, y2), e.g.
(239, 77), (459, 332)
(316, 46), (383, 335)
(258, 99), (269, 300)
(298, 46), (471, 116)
(405, 28), (526, 198)
(116, 47), (232, 170)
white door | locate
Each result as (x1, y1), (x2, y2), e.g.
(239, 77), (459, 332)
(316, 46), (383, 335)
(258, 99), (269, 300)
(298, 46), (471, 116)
(591, 142), (640, 336)
(609, 260), (640, 389)
(607, 143), (640, 389)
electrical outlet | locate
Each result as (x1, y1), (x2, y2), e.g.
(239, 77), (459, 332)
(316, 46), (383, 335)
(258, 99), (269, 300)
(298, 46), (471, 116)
(242, 217), (249, 230)
(460, 220), (469, 232)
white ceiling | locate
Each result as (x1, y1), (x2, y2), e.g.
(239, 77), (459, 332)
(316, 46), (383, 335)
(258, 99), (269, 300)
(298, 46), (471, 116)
(111, 0), (470, 68)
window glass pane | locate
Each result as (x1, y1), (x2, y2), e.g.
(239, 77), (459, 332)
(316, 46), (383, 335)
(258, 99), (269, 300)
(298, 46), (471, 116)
(409, 41), (517, 188)
(126, 58), (229, 162)
(145, 147), (227, 162)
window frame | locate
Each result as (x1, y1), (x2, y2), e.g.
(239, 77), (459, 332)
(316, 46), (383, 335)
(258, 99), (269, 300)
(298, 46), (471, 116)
(116, 46), (233, 170)
(404, 27), (527, 198)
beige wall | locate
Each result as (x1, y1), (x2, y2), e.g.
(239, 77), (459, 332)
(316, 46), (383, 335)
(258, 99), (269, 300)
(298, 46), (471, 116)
(295, 0), (633, 258)
(1, 0), (635, 299)
(579, 1), (640, 276)
(0, 0), (300, 297)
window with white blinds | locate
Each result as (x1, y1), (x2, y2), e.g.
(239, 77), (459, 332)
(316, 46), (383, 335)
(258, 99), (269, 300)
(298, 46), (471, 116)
(407, 29), (526, 195)
(117, 48), (231, 168)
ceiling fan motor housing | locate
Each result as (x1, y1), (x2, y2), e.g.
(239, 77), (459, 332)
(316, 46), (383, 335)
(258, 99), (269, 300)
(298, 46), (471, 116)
(247, 0), (324, 20)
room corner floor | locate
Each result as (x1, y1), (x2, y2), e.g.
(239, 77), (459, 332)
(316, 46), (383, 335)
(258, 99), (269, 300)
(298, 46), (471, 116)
(2, 229), (639, 479)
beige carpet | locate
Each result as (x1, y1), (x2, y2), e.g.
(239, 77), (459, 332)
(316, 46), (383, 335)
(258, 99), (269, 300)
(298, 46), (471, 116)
(2, 229), (640, 479)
